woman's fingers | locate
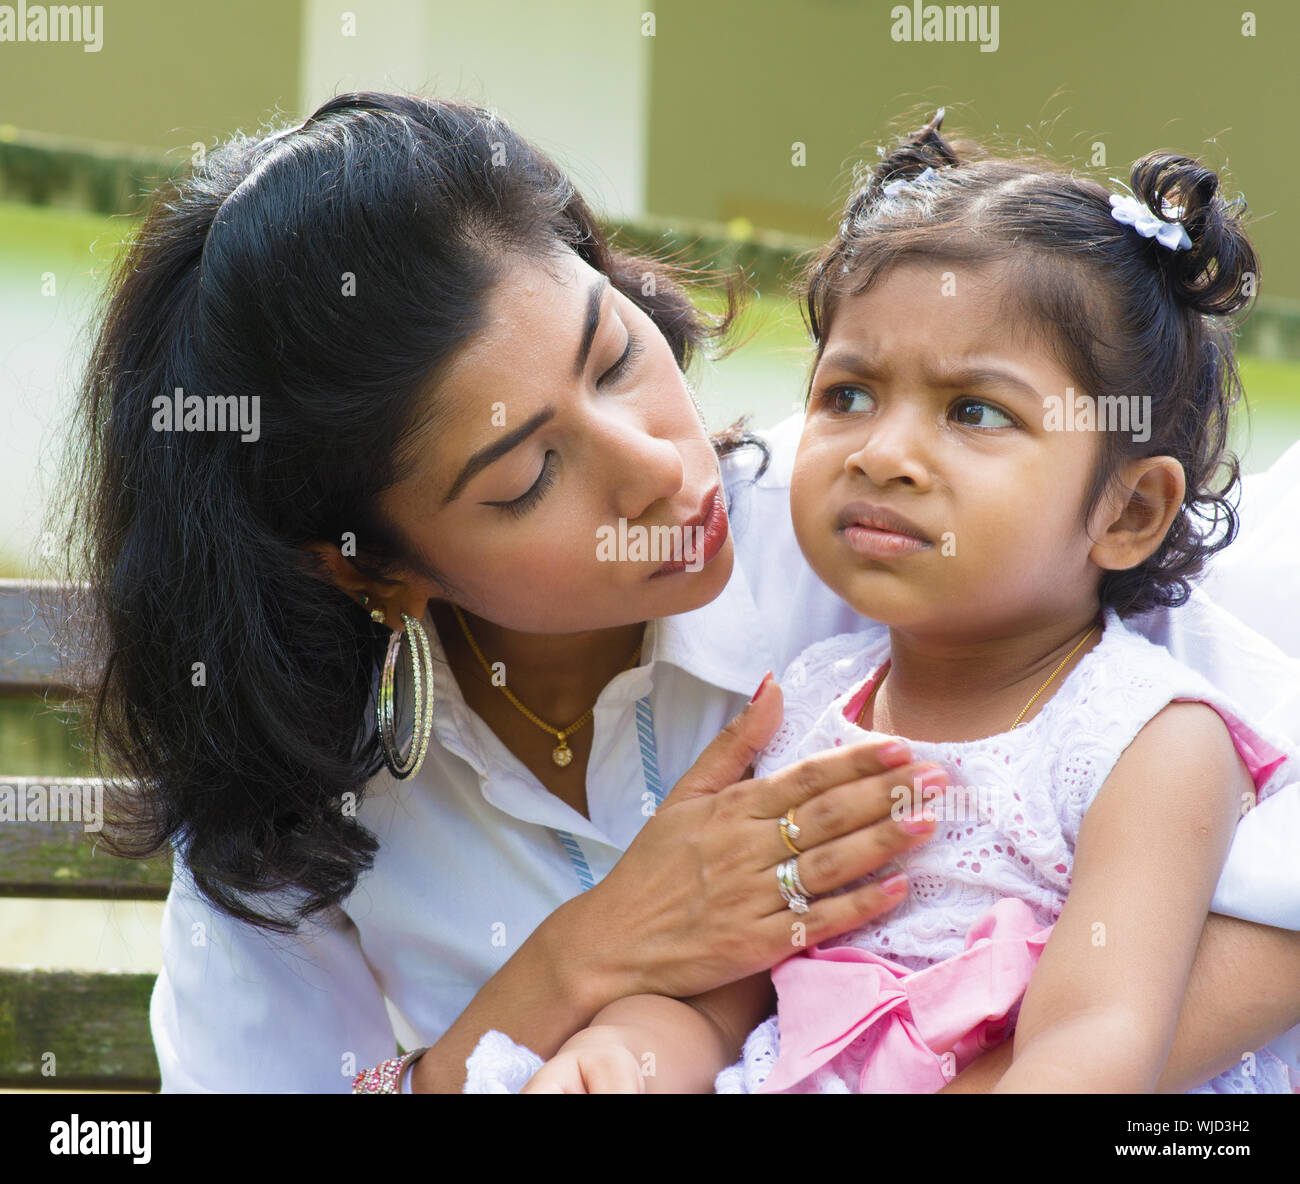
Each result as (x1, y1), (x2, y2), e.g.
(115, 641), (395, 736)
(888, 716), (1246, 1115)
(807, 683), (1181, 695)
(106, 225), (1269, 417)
(779, 806), (938, 899)
(765, 762), (947, 866)
(798, 871), (916, 947)
(750, 736), (915, 820)
(755, 865), (914, 950)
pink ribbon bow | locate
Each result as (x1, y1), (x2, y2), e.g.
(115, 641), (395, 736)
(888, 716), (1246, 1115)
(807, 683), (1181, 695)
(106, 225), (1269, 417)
(759, 896), (1054, 1093)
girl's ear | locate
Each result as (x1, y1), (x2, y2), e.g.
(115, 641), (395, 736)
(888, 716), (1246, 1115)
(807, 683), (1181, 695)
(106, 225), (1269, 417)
(1088, 457), (1186, 573)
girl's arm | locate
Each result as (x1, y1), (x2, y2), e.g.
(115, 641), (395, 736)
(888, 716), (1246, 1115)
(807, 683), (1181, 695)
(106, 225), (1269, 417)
(941, 913), (1300, 1092)
(992, 701), (1251, 1092)
(522, 974), (776, 1094)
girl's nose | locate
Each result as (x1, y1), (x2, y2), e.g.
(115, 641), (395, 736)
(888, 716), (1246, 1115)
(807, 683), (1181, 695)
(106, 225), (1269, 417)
(843, 410), (931, 488)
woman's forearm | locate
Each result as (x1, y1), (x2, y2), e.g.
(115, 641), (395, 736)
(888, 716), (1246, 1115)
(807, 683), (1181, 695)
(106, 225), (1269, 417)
(1154, 912), (1300, 1092)
(941, 913), (1300, 1093)
(409, 897), (627, 1093)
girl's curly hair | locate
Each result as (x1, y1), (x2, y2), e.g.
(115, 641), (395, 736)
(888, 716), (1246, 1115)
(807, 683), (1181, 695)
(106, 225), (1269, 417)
(802, 109), (1259, 617)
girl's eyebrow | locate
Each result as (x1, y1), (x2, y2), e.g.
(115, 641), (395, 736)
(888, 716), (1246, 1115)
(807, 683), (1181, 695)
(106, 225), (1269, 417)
(931, 365), (1043, 404)
(818, 349), (1042, 404)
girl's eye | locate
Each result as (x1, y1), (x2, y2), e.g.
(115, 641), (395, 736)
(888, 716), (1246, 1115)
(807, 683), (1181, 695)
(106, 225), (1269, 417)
(598, 331), (643, 388)
(951, 399), (1016, 429)
(496, 451), (558, 519)
(820, 385), (876, 414)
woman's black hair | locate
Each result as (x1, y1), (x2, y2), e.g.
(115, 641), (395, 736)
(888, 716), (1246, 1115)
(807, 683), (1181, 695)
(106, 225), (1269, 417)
(50, 92), (767, 934)
(804, 109), (1259, 617)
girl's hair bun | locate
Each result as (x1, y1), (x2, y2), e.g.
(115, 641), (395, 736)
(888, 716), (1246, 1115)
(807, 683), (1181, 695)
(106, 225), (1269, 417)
(1129, 153), (1259, 316)
(838, 109), (965, 232)
(874, 108), (962, 188)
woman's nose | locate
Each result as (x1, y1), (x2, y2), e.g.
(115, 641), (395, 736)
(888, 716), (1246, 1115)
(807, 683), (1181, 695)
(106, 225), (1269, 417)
(604, 423), (686, 523)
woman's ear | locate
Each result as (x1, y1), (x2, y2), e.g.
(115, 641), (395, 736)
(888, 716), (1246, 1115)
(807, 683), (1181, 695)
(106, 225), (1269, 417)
(299, 541), (431, 630)
(1088, 456), (1186, 573)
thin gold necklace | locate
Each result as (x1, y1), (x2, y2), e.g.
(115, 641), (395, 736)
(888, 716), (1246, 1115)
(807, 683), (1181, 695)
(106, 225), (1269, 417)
(856, 616), (1101, 731)
(451, 604), (643, 767)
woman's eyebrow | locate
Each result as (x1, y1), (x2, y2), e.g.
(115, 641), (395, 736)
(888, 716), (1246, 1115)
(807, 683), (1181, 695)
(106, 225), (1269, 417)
(442, 407), (556, 505)
(574, 275), (611, 377)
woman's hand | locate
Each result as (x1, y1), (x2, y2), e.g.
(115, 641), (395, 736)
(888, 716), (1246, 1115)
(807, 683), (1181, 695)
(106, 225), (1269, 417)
(548, 674), (945, 1005)
(412, 674), (944, 1092)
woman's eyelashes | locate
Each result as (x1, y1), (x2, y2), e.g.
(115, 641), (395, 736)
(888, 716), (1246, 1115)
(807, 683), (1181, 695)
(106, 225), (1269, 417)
(487, 329), (645, 520)
(497, 450), (558, 519)
(816, 384), (1019, 429)
(598, 330), (643, 389)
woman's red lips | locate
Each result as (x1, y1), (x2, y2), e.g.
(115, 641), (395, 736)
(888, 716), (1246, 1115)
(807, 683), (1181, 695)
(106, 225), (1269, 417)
(651, 485), (728, 577)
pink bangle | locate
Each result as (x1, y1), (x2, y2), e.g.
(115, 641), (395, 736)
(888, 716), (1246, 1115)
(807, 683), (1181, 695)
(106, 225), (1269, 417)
(352, 1046), (430, 1093)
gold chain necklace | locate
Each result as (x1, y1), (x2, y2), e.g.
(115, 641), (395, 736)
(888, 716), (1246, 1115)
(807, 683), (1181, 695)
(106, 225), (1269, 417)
(856, 616), (1101, 731)
(451, 604), (643, 767)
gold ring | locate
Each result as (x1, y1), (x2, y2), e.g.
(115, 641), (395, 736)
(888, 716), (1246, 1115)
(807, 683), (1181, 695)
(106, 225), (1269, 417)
(779, 807), (803, 856)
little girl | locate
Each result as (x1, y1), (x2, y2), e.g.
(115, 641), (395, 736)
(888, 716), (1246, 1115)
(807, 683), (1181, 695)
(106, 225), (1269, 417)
(466, 113), (1299, 1093)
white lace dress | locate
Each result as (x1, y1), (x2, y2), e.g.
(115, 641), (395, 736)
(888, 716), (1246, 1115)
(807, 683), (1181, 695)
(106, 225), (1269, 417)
(461, 606), (1297, 1094)
(715, 606), (1296, 1094)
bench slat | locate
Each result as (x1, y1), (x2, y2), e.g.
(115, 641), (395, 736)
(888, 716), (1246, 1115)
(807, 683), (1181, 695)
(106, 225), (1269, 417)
(0, 579), (86, 694)
(0, 968), (159, 1090)
(0, 790), (171, 898)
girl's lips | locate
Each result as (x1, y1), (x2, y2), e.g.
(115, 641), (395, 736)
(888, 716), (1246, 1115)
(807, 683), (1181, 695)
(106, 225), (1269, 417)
(840, 524), (931, 559)
(651, 487), (728, 577)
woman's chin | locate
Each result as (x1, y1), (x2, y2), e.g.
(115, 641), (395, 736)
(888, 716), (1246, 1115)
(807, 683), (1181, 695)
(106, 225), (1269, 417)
(648, 534), (736, 615)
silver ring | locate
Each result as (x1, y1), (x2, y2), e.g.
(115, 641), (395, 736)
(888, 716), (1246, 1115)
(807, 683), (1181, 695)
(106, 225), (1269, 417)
(789, 859), (811, 899)
(777, 858), (810, 915)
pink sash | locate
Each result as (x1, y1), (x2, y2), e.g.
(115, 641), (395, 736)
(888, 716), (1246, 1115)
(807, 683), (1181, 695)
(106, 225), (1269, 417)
(760, 897), (1054, 1093)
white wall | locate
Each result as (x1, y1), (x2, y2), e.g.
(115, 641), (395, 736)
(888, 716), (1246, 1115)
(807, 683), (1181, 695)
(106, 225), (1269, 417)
(299, 0), (651, 219)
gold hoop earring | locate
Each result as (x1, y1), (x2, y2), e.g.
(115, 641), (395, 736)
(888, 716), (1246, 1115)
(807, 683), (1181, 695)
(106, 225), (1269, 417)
(377, 612), (434, 779)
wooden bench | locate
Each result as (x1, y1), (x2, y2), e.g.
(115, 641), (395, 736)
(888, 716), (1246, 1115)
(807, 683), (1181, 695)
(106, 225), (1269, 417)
(0, 578), (171, 1091)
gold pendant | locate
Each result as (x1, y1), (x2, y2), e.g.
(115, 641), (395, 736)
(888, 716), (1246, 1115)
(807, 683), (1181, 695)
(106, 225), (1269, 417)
(552, 742), (573, 767)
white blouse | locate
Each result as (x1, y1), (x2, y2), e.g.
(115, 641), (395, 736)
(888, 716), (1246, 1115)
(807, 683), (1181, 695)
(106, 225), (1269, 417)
(149, 414), (1300, 1092)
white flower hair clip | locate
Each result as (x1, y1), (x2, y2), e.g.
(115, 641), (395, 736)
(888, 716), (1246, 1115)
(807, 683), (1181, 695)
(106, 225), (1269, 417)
(1108, 193), (1193, 252)
(882, 166), (938, 199)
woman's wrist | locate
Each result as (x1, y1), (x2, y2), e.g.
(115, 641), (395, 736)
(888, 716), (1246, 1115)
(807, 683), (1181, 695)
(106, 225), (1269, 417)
(537, 888), (638, 1017)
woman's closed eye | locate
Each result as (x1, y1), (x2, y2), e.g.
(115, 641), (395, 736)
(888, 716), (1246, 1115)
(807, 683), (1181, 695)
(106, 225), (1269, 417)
(598, 330), (643, 389)
(484, 323), (647, 520)
(489, 450), (559, 519)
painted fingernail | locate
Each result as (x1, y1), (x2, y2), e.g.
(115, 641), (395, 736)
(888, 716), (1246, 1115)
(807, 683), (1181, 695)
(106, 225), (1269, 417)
(916, 767), (948, 790)
(900, 809), (936, 835)
(878, 740), (912, 766)
(880, 873), (908, 896)
(750, 672), (773, 703)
